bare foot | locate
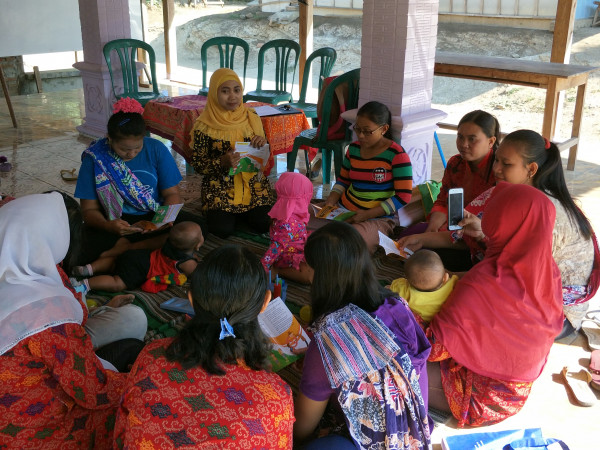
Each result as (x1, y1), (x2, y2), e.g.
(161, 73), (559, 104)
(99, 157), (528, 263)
(106, 294), (135, 308)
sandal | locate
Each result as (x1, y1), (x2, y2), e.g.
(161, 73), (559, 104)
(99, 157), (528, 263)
(0, 156), (11, 172)
(581, 309), (600, 351)
(60, 168), (78, 182)
(590, 350), (600, 391)
(561, 366), (596, 407)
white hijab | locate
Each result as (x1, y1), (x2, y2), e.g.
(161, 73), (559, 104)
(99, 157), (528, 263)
(0, 192), (83, 355)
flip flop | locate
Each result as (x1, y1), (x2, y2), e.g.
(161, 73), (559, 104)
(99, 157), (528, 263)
(60, 168), (78, 182)
(581, 309), (600, 351)
(561, 366), (596, 407)
(0, 156), (11, 172)
(590, 350), (600, 391)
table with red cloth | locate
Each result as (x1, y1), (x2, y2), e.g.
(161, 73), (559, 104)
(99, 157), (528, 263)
(143, 95), (314, 174)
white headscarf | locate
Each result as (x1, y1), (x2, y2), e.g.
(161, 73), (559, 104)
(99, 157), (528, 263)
(0, 192), (83, 355)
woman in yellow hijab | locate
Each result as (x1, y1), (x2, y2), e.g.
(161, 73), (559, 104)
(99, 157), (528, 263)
(190, 68), (275, 238)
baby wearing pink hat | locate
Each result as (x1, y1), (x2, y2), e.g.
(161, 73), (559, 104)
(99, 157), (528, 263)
(261, 172), (314, 284)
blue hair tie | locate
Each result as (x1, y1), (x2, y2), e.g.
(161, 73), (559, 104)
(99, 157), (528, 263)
(219, 317), (236, 340)
(118, 118), (131, 126)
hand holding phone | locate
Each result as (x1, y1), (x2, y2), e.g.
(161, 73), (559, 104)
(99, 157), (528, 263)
(448, 187), (464, 231)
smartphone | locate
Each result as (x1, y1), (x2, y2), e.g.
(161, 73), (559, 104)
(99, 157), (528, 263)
(447, 187), (464, 230)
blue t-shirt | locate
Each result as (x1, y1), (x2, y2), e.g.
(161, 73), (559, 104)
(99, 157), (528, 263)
(74, 137), (182, 215)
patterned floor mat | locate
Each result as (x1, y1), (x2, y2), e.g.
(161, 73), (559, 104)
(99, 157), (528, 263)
(86, 232), (406, 345)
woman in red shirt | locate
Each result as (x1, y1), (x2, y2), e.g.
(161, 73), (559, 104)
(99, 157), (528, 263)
(427, 110), (501, 233)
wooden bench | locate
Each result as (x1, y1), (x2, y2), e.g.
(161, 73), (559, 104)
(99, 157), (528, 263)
(434, 51), (600, 170)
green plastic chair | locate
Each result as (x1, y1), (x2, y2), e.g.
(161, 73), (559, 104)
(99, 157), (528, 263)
(197, 36), (250, 97)
(287, 68), (360, 184)
(103, 39), (160, 107)
(244, 39), (301, 105)
(288, 47), (337, 122)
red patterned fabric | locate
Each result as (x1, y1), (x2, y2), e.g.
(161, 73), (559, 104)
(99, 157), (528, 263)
(57, 264), (88, 327)
(428, 333), (532, 428)
(431, 183), (563, 382)
(143, 96), (314, 175)
(114, 338), (295, 449)
(0, 323), (126, 449)
(428, 183), (563, 427)
(140, 248), (181, 293)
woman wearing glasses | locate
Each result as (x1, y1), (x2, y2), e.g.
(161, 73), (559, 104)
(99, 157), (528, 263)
(323, 101), (412, 252)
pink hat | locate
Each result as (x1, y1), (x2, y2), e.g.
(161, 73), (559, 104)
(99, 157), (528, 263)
(268, 172), (314, 223)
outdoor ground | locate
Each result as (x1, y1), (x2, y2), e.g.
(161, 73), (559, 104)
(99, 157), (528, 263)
(146, 2), (600, 153)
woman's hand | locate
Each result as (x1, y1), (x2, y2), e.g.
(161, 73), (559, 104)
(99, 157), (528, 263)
(249, 135), (267, 148)
(106, 219), (142, 236)
(456, 210), (485, 241)
(324, 191), (341, 207)
(396, 234), (425, 253)
(220, 149), (240, 170)
(345, 209), (372, 224)
(425, 211), (447, 232)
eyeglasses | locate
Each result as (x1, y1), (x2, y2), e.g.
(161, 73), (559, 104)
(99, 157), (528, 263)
(352, 124), (384, 136)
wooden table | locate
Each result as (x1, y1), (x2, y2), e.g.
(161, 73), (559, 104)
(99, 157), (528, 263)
(143, 95), (312, 174)
(434, 51), (600, 170)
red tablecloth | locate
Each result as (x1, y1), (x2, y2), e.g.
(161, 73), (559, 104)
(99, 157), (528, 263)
(143, 95), (314, 174)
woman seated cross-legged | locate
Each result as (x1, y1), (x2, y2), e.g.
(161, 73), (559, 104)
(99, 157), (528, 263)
(294, 221), (432, 449)
(427, 182), (564, 427)
(113, 245), (294, 449)
(190, 68), (275, 239)
(0, 193), (127, 449)
(75, 97), (206, 262)
(320, 101), (413, 253)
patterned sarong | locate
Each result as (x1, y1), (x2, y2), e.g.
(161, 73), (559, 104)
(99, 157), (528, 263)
(312, 304), (431, 449)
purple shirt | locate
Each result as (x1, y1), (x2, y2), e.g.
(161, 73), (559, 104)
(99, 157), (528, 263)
(300, 297), (431, 407)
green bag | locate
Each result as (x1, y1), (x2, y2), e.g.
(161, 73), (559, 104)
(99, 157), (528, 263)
(397, 180), (442, 227)
(416, 180), (442, 216)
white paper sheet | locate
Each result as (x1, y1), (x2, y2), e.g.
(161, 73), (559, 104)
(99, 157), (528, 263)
(252, 105), (284, 117)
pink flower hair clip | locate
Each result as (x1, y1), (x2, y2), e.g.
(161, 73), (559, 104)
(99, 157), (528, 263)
(112, 97), (145, 115)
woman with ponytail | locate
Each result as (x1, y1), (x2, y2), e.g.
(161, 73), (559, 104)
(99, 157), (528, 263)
(489, 129), (597, 336)
(113, 245), (294, 449)
(401, 129), (597, 335)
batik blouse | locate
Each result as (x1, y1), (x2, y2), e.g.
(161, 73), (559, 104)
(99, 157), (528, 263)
(191, 132), (275, 213)
(114, 338), (295, 449)
(0, 323), (126, 449)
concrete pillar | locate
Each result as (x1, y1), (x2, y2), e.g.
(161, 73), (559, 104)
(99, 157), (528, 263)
(73, 0), (132, 138)
(360, 0), (446, 185)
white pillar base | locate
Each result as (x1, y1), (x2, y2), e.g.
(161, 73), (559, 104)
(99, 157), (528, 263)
(392, 108), (447, 185)
(73, 61), (114, 139)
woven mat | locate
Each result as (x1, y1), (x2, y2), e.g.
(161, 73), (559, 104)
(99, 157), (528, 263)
(86, 231), (406, 358)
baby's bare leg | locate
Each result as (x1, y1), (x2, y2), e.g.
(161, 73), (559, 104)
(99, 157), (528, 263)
(90, 256), (117, 274)
(88, 275), (128, 292)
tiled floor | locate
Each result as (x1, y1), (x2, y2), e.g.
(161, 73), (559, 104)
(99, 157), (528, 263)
(2, 88), (600, 448)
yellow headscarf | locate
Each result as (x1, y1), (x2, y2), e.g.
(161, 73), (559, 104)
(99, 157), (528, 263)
(191, 68), (265, 145)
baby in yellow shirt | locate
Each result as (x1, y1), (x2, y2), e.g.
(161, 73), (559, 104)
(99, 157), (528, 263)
(389, 249), (458, 323)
